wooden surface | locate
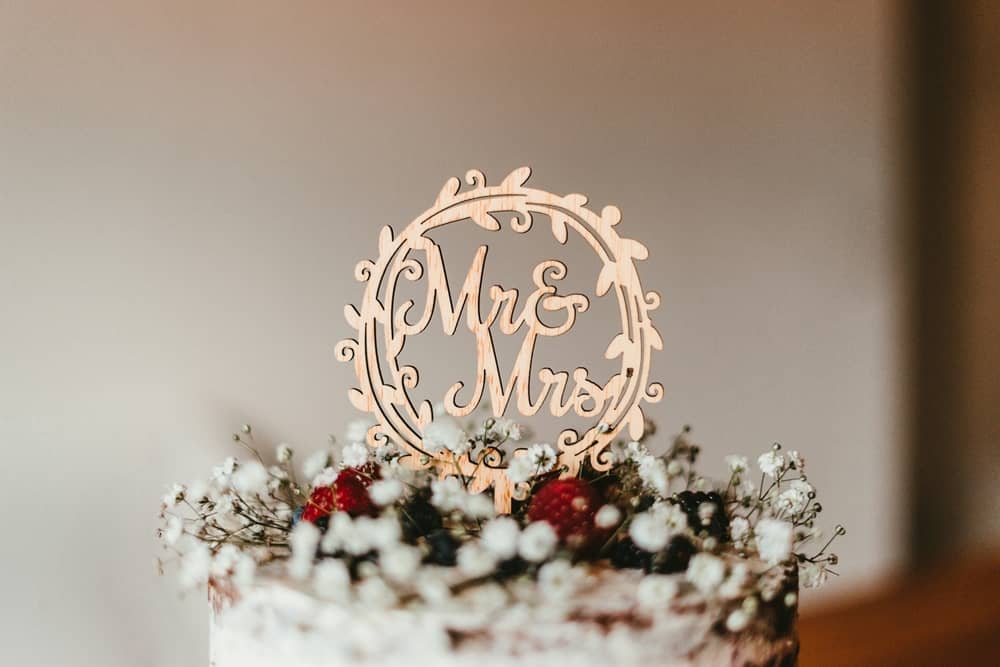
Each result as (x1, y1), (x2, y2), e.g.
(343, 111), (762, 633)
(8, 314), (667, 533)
(798, 555), (1000, 666)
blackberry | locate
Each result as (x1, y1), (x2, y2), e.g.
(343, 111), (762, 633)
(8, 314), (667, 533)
(494, 557), (529, 579)
(675, 490), (729, 541)
(424, 529), (459, 566)
(652, 535), (695, 573)
(610, 537), (653, 571)
(400, 488), (443, 542)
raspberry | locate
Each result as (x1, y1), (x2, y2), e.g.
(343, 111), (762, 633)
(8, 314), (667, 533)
(301, 466), (377, 522)
(527, 478), (604, 549)
(332, 467), (377, 517)
(301, 486), (335, 523)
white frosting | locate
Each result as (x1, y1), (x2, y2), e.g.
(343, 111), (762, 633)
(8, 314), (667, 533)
(210, 568), (796, 667)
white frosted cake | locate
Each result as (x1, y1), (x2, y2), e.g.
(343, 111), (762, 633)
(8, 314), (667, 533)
(209, 561), (798, 667)
(157, 168), (841, 667)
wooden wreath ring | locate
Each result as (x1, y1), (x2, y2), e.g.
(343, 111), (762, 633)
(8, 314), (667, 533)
(335, 167), (663, 512)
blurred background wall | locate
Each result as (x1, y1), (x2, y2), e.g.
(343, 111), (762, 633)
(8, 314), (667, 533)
(0, 1), (934, 665)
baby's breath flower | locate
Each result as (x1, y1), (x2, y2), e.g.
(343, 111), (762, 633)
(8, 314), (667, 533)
(357, 576), (397, 608)
(178, 541), (211, 589)
(526, 443), (557, 473)
(231, 461), (269, 495)
(162, 483), (185, 508)
(777, 486), (809, 514)
(686, 553), (726, 594)
(538, 560), (583, 597)
(301, 449), (331, 481)
(430, 476), (466, 512)
(725, 455), (749, 474)
(787, 450), (805, 471)
(311, 466), (338, 488)
(211, 457), (238, 485)
(357, 515), (402, 552)
(345, 417), (376, 444)
(518, 521), (558, 562)
(422, 416), (467, 455)
(637, 456), (669, 497)
(275, 443), (293, 463)
(629, 511), (670, 552)
(313, 559), (351, 600)
(288, 521), (321, 580)
(369, 478), (404, 506)
(594, 504), (622, 529)
(730, 516), (750, 542)
(162, 516), (184, 545)
(757, 450), (784, 478)
(481, 517), (520, 560)
(341, 442), (370, 468)
(457, 543), (499, 578)
(800, 560), (829, 589)
(505, 456), (536, 485)
(755, 518), (794, 564)
(379, 545), (422, 583)
(464, 493), (495, 519)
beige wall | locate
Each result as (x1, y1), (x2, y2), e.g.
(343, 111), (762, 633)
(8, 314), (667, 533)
(0, 2), (900, 665)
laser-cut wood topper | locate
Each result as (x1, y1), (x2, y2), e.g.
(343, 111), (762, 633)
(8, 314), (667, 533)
(335, 167), (662, 512)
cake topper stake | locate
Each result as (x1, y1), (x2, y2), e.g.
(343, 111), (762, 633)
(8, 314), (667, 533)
(336, 167), (663, 512)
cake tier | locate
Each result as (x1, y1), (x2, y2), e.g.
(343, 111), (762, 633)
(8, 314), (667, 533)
(209, 567), (797, 667)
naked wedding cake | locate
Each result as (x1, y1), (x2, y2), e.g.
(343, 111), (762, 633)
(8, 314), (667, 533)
(157, 168), (842, 667)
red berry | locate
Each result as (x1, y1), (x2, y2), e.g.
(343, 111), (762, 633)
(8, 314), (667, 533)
(333, 467), (377, 517)
(302, 486), (335, 523)
(527, 478), (604, 549)
(302, 466), (377, 522)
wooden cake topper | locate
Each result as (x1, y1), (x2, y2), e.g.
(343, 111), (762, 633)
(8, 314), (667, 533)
(335, 167), (662, 512)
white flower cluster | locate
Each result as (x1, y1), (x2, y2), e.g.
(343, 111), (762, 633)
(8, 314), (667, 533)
(157, 430), (307, 590)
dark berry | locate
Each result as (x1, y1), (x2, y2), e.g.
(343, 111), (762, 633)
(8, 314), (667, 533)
(400, 488), (443, 542)
(495, 557), (529, 579)
(610, 537), (653, 571)
(652, 536), (696, 574)
(674, 490), (729, 541)
(424, 529), (458, 566)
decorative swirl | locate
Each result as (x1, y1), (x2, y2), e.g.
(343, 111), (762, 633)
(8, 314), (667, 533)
(355, 260), (375, 283)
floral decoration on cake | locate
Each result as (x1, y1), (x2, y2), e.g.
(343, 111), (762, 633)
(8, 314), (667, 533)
(157, 413), (844, 635)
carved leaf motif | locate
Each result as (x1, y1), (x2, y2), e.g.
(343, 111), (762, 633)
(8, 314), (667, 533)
(500, 166), (532, 190)
(602, 205), (622, 227)
(436, 176), (461, 205)
(551, 214), (568, 244)
(344, 304), (361, 329)
(625, 405), (645, 440)
(646, 325), (663, 351)
(604, 332), (630, 359)
(596, 261), (617, 296)
(348, 387), (370, 412)
(621, 238), (648, 261)
(469, 212), (502, 232)
(378, 226), (395, 255)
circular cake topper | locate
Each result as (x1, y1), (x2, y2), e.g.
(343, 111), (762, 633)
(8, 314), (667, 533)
(335, 167), (662, 511)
